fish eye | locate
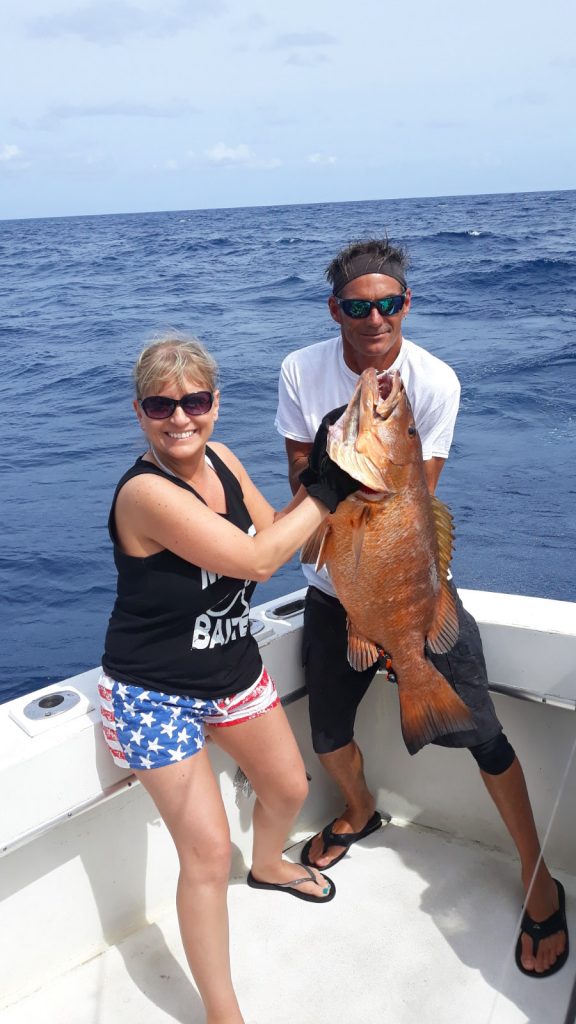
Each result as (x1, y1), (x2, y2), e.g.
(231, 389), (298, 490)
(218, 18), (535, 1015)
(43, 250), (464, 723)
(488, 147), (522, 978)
(408, 425), (417, 437)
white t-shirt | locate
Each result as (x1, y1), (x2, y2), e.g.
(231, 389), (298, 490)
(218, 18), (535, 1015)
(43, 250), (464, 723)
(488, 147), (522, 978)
(275, 335), (461, 596)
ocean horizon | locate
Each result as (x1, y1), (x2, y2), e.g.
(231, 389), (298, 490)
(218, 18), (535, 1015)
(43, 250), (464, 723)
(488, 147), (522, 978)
(2, 185), (575, 225)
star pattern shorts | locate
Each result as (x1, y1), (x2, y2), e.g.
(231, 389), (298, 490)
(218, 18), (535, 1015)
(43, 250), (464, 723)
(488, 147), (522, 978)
(99, 667), (279, 771)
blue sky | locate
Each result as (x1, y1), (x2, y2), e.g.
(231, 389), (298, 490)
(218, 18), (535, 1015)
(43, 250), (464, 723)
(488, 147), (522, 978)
(1, 0), (575, 219)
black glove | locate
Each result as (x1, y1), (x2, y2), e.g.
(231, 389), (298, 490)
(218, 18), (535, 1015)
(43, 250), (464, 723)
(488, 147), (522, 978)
(299, 405), (359, 513)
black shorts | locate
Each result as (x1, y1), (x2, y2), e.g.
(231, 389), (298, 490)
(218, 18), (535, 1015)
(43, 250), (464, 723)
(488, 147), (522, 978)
(302, 585), (503, 755)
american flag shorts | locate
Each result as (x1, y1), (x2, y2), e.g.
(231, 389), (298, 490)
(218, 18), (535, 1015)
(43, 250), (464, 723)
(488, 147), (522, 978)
(99, 667), (279, 770)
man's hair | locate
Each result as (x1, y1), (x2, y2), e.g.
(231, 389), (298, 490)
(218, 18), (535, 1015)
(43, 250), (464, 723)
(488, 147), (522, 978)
(325, 238), (409, 291)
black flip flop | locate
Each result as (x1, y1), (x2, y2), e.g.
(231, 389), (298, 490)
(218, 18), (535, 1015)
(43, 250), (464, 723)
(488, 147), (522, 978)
(247, 864), (336, 903)
(300, 810), (388, 869)
(515, 878), (569, 977)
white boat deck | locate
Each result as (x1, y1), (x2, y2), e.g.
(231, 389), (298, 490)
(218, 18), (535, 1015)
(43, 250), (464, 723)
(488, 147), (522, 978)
(4, 816), (573, 1024)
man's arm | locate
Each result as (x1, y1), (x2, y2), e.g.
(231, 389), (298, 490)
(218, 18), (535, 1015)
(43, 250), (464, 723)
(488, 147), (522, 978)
(423, 456), (446, 495)
(285, 438), (313, 496)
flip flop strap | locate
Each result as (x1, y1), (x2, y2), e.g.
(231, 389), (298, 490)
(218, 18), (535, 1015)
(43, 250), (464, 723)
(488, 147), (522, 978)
(320, 819), (369, 853)
(521, 905), (566, 944)
(276, 865), (319, 889)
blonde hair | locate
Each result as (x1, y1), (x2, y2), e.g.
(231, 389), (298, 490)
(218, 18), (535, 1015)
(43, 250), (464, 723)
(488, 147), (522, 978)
(134, 333), (219, 399)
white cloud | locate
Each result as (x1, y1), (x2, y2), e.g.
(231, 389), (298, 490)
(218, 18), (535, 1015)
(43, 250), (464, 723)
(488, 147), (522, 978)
(0, 144), (30, 169)
(153, 147), (281, 173)
(0, 144), (22, 162)
(308, 152), (337, 165)
(203, 143), (281, 170)
(206, 142), (253, 164)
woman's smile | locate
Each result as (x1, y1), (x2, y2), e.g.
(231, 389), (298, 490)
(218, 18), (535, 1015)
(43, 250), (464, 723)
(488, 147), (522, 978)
(166, 428), (197, 439)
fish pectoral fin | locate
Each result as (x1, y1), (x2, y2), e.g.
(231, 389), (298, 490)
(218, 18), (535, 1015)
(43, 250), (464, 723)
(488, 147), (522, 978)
(347, 620), (379, 671)
(426, 578), (459, 654)
(431, 495), (455, 583)
(300, 523), (332, 570)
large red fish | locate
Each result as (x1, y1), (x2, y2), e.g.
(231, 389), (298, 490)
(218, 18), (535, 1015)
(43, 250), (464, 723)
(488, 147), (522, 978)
(302, 368), (473, 754)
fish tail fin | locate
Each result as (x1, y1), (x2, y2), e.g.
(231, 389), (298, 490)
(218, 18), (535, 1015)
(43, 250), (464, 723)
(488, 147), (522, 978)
(398, 659), (474, 755)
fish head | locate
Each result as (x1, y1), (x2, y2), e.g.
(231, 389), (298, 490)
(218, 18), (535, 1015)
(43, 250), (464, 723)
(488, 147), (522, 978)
(327, 368), (422, 493)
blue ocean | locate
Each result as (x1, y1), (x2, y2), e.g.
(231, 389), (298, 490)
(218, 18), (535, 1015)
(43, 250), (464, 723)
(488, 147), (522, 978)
(1, 190), (575, 704)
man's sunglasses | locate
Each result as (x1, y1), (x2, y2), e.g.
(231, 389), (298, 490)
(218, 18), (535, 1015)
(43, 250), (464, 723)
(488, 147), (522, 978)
(335, 294), (407, 319)
(140, 391), (214, 420)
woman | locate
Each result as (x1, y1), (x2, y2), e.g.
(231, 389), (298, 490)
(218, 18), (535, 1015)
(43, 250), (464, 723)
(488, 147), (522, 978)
(99, 336), (356, 1024)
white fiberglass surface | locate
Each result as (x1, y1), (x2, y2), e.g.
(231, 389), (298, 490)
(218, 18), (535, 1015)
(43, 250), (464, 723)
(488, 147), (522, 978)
(2, 819), (575, 1024)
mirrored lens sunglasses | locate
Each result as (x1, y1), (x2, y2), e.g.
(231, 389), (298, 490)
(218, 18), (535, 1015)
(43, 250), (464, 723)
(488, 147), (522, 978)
(140, 391), (214, 419)
(336, 294), (406, 319)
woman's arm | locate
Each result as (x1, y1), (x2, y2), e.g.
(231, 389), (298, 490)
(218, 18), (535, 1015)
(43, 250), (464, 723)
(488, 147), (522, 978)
(115, 446), (328, 583)
(211, 442), (308, 531)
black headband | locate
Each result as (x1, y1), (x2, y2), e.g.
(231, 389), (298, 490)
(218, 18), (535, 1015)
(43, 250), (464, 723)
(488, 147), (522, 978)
(332, 254), (407, 295)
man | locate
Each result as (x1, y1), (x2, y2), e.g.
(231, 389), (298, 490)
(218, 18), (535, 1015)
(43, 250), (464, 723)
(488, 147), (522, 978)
(275, 237), (568, 978)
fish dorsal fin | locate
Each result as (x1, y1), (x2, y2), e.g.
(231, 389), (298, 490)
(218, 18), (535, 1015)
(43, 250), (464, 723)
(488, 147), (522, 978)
(352, 504), (372, 567)
(347, 619), (380, 671)
(427, 496), (459, 653)
(300, 523), (333, 571)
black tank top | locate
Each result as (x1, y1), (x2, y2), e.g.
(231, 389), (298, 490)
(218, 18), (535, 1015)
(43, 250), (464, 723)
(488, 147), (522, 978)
(102, 446), (262, 698)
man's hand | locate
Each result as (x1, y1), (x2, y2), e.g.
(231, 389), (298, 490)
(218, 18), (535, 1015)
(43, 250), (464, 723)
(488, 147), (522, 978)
(299, 406), (358, 513)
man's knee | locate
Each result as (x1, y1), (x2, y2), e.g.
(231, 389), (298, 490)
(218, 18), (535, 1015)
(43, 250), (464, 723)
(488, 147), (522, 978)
(311, 725), (355, 756)
(468, 732), (516, 775)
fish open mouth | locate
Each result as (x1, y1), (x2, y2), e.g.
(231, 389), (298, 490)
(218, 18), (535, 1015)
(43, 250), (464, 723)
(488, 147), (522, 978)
(376, 372), (395, 401)
(327, 369), (405, 492)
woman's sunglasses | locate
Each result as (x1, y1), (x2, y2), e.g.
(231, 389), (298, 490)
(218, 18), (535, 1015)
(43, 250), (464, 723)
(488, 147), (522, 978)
(335, 294), (406, 319)
(140, 391), (214, 420)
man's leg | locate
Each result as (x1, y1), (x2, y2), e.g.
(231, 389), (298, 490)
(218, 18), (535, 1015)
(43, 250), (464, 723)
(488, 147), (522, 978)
(305, 742), (378, 868)
(479, 755), (567, 974)
(302, 587), (380, 869)
(432, 588), (568, 976)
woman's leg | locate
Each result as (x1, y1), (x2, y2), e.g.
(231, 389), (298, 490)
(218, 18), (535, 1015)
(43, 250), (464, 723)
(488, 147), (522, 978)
(134, 749), (245, 1024)
(208, 704), (331, 898)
